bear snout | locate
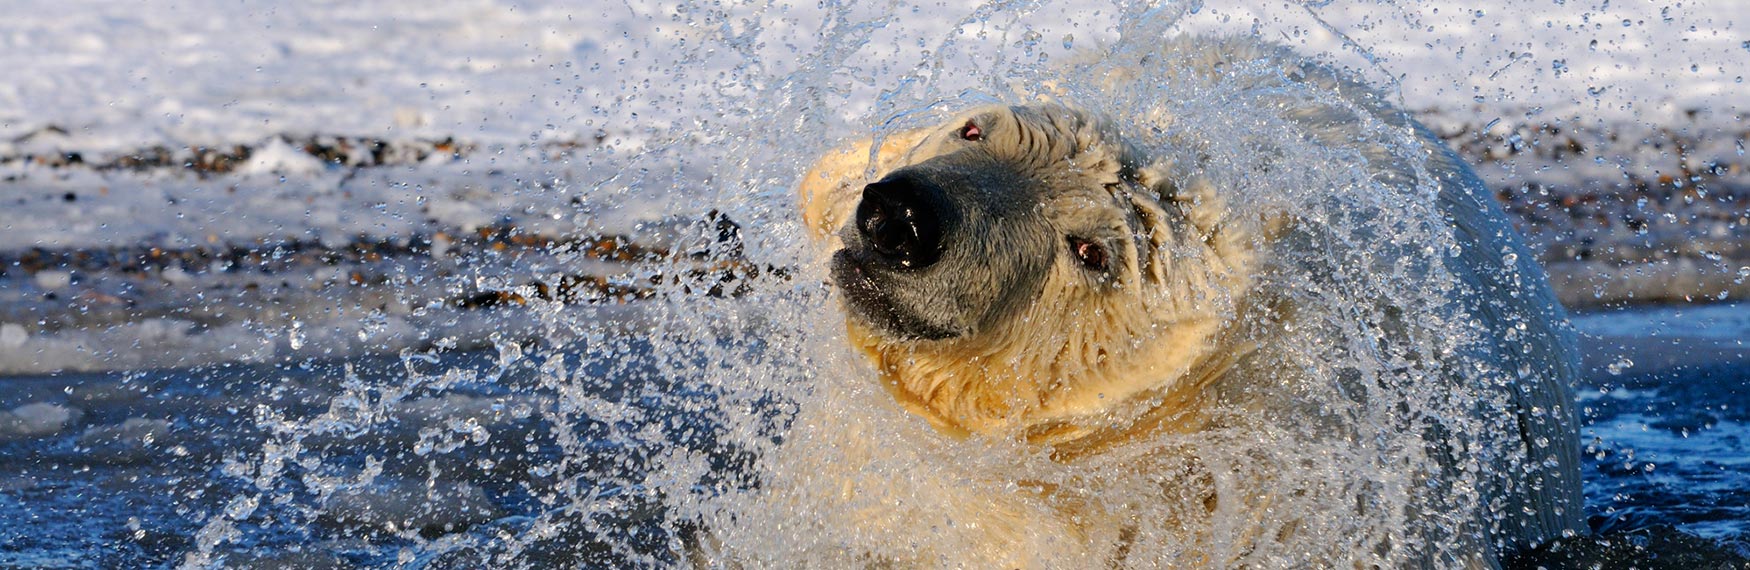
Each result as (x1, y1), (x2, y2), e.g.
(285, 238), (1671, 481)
(829, 249), (962, 341)
(854, 173), (955, 270)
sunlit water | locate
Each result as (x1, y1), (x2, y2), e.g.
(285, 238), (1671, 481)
(1, 304), (1745, 567)
(2, 1), (1747, 568)
(1571, 304), (1750, 542)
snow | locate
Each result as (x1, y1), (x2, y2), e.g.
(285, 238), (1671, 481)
(0, 148), (694, 250)
(2, 0), (1743, 154)
(0, 0), (622, 152)
(237, 138), (326, 177)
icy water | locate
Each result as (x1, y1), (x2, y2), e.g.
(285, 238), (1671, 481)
(3, 0), (1749, 568)
(0, 304), (1746, 568)
(1571, 305), (1750, 541)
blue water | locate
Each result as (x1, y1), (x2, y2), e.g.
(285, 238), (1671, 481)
(0, 304), (1744, 568)
(1571, 303), (1750, 546)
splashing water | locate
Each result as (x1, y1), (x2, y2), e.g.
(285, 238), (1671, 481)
(174, 1), (1592, 567)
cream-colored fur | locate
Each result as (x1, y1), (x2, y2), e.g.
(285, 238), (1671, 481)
(802, 107), (1257, 443)
(788, 36), (1582, 569)
(789, 105), (1268, 568)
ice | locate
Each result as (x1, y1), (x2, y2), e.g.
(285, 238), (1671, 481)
(1573, 302), (1750, 342)
(236, 138), (326, 177)
(0, 324), (26, 350)
(77, 418), (177, 464)
(30, 270), (71, 291)
(0, 403), (83, 440)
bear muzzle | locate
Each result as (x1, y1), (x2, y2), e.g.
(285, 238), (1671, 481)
(853, 173), (955, 270)
(829, 249), (963, 341)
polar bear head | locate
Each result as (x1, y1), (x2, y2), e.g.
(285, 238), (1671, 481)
(815, 104), (1260, 438)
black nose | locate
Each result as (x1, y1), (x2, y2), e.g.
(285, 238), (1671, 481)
(855, 174), (949, 269)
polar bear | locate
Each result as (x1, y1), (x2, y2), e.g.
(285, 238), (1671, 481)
(778, 36), (1583, 568)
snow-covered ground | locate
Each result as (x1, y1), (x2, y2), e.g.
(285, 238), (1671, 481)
(3, 0), (1744, 149)
(1, 0), (1747, 375)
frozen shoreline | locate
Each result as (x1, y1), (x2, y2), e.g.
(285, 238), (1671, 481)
(1, 115), (1746, 375)
(3, 0), (1746, 376)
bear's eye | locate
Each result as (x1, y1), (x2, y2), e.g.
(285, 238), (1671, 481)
(957, 120), (983, 142)
(1068, 237), (1107, 272)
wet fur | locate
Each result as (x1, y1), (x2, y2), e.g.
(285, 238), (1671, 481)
(793, 36), (1582, 569)
(807, 105), (1257, 438)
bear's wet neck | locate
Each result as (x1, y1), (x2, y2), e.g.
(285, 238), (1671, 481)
(848, 316), (1235, 446)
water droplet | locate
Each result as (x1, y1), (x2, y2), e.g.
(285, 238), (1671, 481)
(224, 494), (259, 520)
(1606, 357), (1635, 375)
(288, 321), (304, 350)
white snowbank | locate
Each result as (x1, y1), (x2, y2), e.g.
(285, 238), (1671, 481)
(0, 0), (1742, 156)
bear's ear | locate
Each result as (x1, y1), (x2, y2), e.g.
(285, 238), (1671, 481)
(797, 127), (934, 243)
(1120, 174), (1177, 286)
(1133, 161), (1234, 238)
(1135, 160), (1295, 244)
